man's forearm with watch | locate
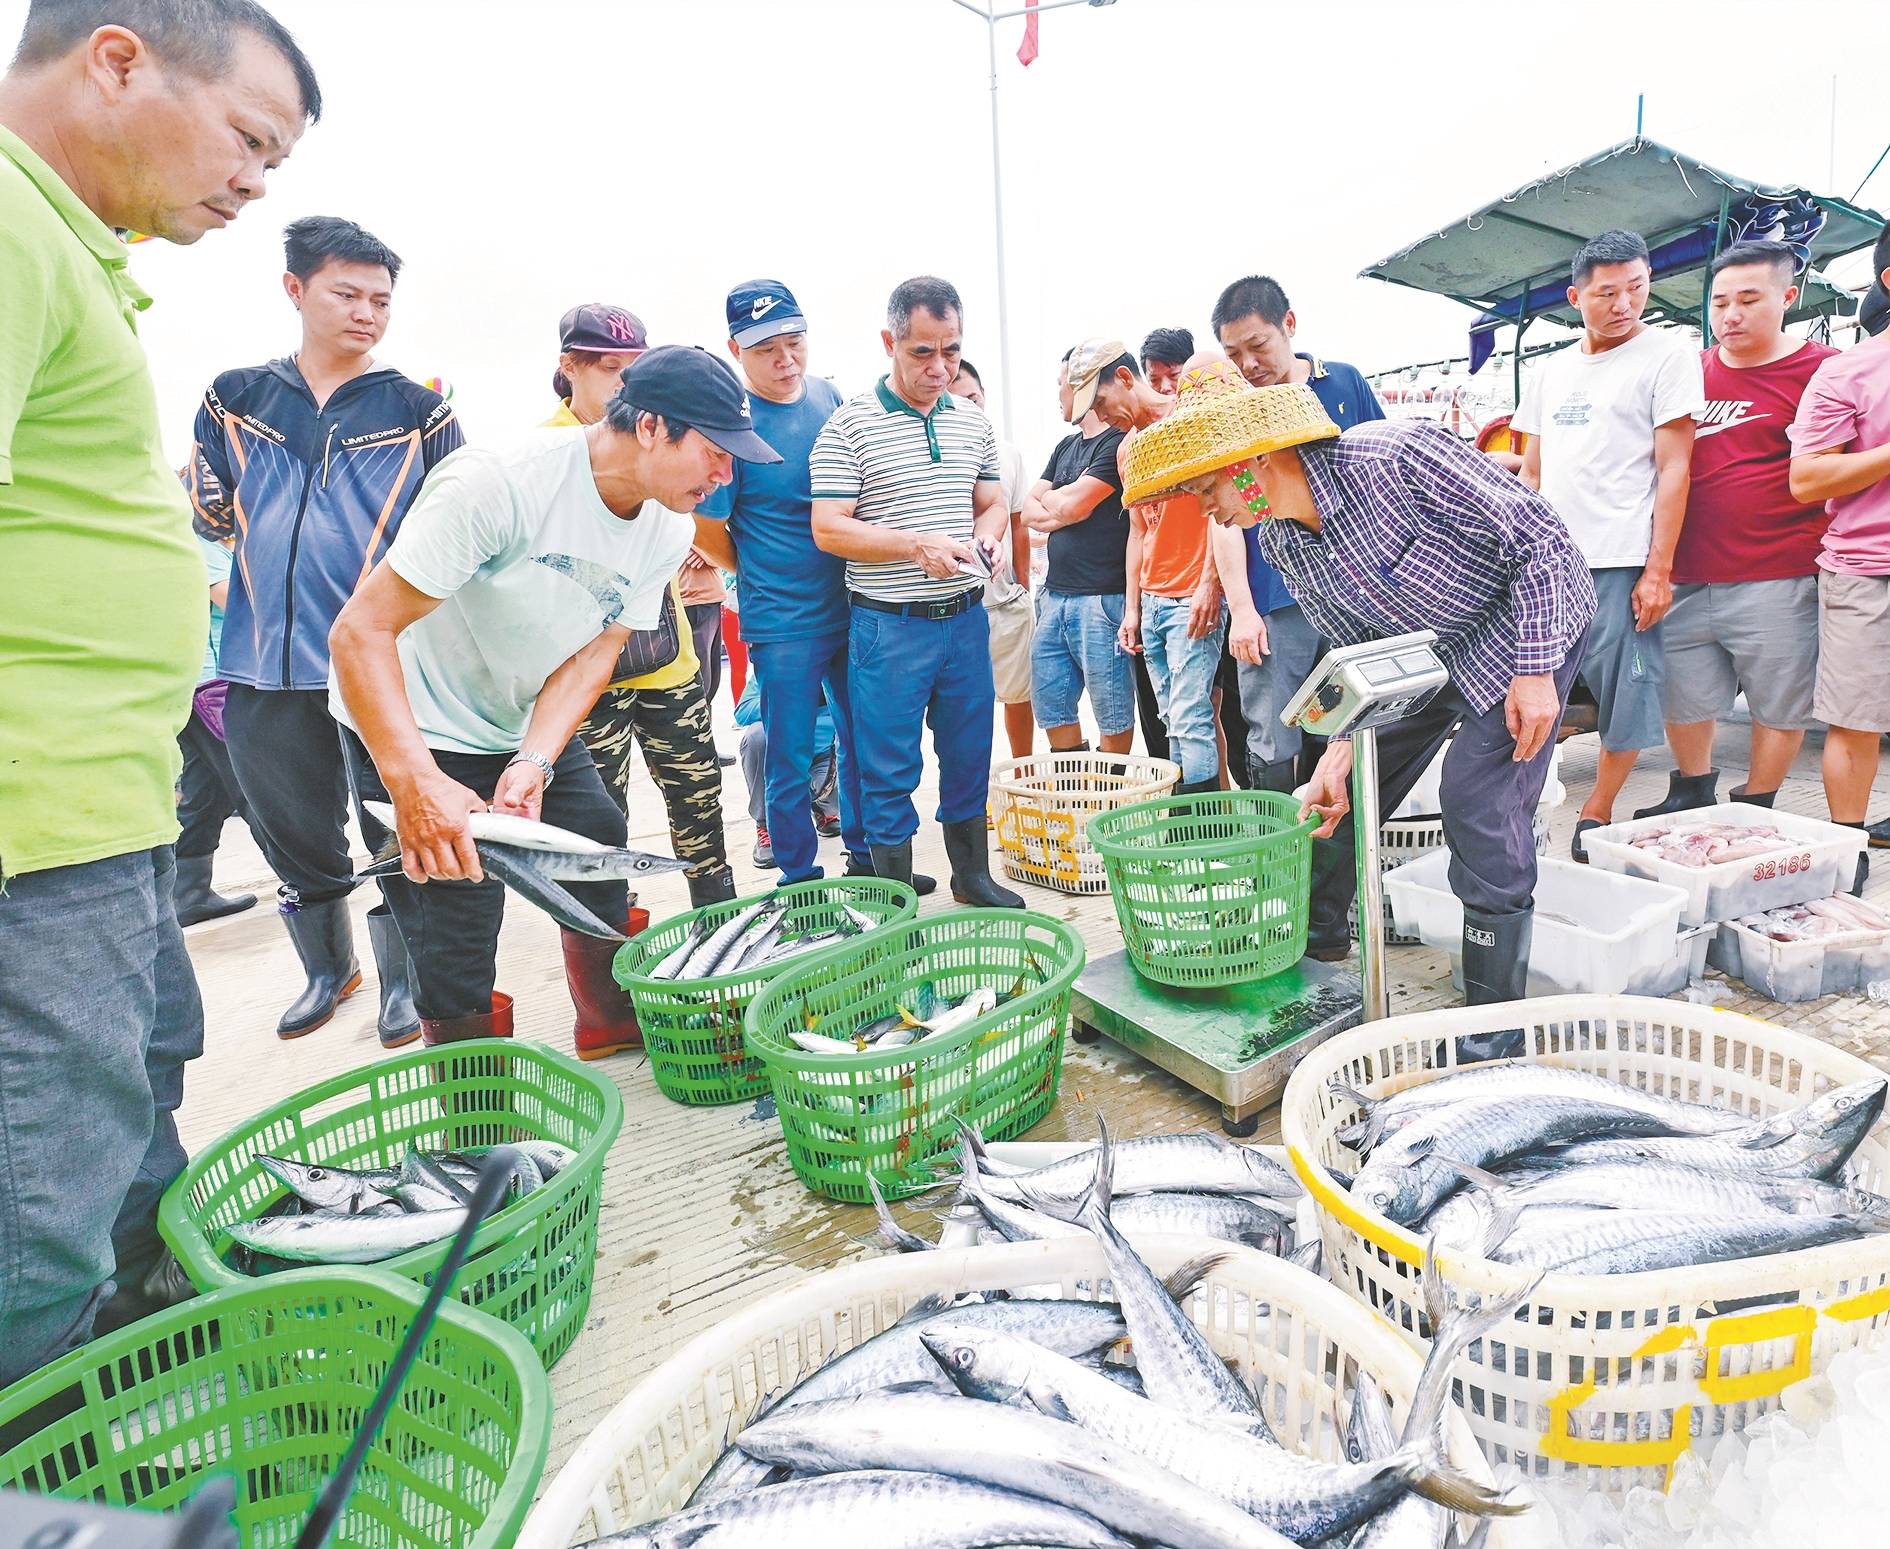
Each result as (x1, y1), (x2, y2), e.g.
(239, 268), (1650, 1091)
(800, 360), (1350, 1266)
(489, 628), (631, 820)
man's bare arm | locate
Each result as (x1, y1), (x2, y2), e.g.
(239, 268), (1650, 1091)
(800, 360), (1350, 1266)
(490, 627), (628, 820)
(1790, 441), (1890, 503)
(813, 496), (970, 578)
(1022, 473), (1115, 533)
(691, 512), (738, 571)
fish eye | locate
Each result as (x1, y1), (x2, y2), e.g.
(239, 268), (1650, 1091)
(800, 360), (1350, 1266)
(308, 1167), (326, 1180)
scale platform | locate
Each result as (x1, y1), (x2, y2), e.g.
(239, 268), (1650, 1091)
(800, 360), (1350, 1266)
(1069, 950), (1363, 1137)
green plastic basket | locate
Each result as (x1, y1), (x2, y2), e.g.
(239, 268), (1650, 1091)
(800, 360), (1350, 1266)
(0, 1266), (551, 1549)
(613, 878), (917, 1106)
(743, 909), (1085, 1203)
(1087, 789), (1318, 988)
(159, 1039), (622, 1371)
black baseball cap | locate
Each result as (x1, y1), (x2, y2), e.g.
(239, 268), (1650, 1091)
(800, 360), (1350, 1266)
(614, 346), (782, 464)
(559, 303), (648, 354)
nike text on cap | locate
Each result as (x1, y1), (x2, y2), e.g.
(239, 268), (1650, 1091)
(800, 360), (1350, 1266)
(559, 302), (650, 355)
(614, 345), (783, 464)
(726, 277), (808, 349)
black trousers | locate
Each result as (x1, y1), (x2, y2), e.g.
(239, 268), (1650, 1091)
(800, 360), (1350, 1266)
(1310, 648), (1584, 943)
(1132, 652), (1169, 761)
(1214, 641), (1249, 788)
(223, 685), (390, 905)
(687, 601), (724, 711)
(342, 732), (627, 1021)
(175, 708), (250, 859)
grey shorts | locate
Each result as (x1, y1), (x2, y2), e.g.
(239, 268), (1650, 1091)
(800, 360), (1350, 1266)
(1661, 576), (1818, 728)
(1815, 571), (1890, 733)
(1578, 566), (1666, 753)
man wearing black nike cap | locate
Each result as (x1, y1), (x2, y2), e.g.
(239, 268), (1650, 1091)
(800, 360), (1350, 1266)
(330, 346), (779, 1047)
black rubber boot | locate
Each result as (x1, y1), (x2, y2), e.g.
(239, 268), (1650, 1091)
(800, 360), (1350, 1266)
(1304, 836), (1356, 962)
(367, 905), (421, 1049)
(172, 853), (255, 927)
(848, 848), (936, 896)
(942, 818), (1024, 908)
(1633, 769), (1720, 819)
(687, 867), (739, 909)
(277, 895), (361, 1039)
(1729, 785), (1777, 809)
(867, 841), (913, 888)
(1246, 756), (1299, 795)
(1461, 905), (1533, 1006)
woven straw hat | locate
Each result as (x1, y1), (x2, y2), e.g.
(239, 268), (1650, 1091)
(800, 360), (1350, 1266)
(1122, 364), (1339, 505)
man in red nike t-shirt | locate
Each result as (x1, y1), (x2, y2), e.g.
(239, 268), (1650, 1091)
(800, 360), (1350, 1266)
(1644, 240), (1836, 814)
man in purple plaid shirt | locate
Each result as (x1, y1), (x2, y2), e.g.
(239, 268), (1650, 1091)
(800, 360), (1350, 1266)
(1124, 363), (1596, 1005)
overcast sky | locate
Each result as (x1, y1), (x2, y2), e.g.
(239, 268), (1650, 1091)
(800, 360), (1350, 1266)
(7, 0), (1888, 466)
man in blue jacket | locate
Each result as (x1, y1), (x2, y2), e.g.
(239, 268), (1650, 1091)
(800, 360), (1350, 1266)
(185, 215), (461, 1046)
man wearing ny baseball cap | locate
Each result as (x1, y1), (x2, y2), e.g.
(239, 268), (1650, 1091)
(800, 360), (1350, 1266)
(330, 346), (779, 1048)
(696, 280), (926, 889)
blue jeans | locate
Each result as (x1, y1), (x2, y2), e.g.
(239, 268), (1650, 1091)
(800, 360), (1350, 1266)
(1030, 590), (1135, 736)
(0, 846), (205, 1386)
(750, 633), (865, 881)
(1140, 593), (1226, 784)
(848, 600), (995, 845)
(1234, 603), (1324, 772)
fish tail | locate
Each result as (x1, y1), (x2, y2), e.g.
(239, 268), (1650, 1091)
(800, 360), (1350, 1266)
(1405, 1458), (1531, 1518)
(1019, 1116), (1113, 1230)
(1160, 1250), (1233, 1301)
(868, 1174), (931, 1253)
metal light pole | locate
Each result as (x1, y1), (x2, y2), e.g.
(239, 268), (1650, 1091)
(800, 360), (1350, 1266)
(948, 0), (1118, 441)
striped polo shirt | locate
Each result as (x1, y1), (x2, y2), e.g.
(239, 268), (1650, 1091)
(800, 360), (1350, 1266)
(809, 377), (1001, 602)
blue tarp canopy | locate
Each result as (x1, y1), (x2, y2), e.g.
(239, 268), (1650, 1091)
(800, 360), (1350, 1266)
(1360, 138), (1884, 371)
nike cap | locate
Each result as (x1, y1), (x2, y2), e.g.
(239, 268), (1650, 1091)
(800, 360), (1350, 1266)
(1066, 337), (1132, 419)
(614, 346), (783, 464)
(726, 278), (807, 349)
(559, 303), (649, 355)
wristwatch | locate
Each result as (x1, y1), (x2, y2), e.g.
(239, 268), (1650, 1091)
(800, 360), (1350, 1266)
(506, 749), (556, 787)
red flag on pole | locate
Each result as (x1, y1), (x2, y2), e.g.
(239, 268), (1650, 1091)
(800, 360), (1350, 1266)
(1018, 0), (1040, 66)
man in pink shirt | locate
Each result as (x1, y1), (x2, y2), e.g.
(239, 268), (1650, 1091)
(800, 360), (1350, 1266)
(1789, 224), (1890, 872)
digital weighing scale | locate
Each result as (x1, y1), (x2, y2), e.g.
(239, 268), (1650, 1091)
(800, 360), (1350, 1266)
(1070, 631), (1450, 1133)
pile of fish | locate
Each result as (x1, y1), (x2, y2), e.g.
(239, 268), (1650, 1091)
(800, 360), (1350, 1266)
(221, 1141), (576, 1269)
(645, 894), (885, 982)
(1622, 820), (1798, 868)
(578, 1123), (1528, 1549)
(782, 956), (1050, 1057)
(1735, 894), (1890, 942)
(869, 1125), (1316, 1267)
(1333, 1061), (1890, 1275)
(359, 801), (687, 940)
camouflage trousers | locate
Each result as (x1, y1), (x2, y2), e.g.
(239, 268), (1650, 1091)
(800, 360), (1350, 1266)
(579, 680), (730, 882)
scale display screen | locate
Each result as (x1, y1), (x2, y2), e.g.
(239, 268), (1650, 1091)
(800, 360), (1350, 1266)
(1280, 631), (1450, 736)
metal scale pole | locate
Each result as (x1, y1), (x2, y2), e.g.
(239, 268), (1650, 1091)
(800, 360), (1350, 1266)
(1352, 728), (1389, 1023)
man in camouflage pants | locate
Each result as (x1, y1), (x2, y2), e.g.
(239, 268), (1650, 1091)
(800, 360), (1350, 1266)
(580, 642), (735, 906)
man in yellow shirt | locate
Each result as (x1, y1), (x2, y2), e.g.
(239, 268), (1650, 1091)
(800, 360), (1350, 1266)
(546, 304), (735, 906)
(0, 0), (319, 1381)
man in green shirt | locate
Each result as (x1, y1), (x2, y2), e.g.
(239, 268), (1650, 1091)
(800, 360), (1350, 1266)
(0, 0), (319, 1383)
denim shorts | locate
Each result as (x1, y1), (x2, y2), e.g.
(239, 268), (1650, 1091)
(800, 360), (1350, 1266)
(1030, 590), (1135, 735)
(1578, 566), (1666, 753)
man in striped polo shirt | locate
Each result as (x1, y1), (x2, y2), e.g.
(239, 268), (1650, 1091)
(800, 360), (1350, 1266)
(810, 276), (1022, 906)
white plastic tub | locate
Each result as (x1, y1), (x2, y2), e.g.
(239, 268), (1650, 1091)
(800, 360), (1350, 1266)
(1581, 803), (1866, 927)
(516, 1235), (1512, 1549)
(1708, 909), (1890, 1003)
(1384, 849), (1701, 996)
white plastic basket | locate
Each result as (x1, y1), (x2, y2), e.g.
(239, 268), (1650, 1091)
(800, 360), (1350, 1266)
(1280, 996), (1890, 1502)
(517, 1235), (1514, 1549)
(991, 752), (1179, 894)
(1708, 912), (1890, 1003)
(1351, 814), (1551, 945)
(1582, 803), (1867, 927)
(1383, 851), (1707, 997)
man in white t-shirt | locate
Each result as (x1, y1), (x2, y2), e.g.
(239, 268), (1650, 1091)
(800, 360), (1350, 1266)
(330, 347), (780, 1047)
(951, 359), (1036, 758)
(1514, 228), (1703, 859)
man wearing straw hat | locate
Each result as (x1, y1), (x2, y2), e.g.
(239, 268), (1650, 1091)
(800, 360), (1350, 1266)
(1123, 361), (1597, 1004)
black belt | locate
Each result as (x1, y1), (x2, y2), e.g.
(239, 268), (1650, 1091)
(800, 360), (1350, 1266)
(850, 589), (982, 621)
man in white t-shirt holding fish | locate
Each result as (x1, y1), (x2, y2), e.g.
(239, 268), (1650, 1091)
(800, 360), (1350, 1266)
(1514, 228), (1704, 860)
(330, 347), (779, 1045)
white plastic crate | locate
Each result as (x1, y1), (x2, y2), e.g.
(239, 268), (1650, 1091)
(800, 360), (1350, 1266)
(516, 1235), (1513, 1549)
(1280, 997), (1890, 1503)
(1708, 908), (1890, 1003)
(990, 752), (1179, 894)
(1581, 802), (1866, 927)
(1384, 850), (1704, 997)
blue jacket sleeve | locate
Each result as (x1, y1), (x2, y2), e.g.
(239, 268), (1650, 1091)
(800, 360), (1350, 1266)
(183, 385), (238, 540)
